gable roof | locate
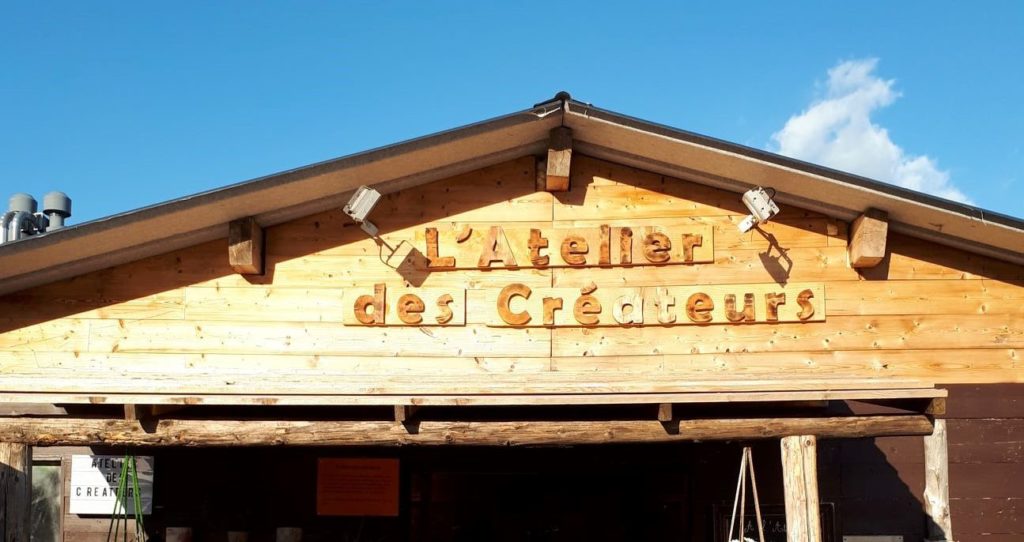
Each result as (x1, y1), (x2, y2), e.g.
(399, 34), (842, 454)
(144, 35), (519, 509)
(1, 94), (1021, 295)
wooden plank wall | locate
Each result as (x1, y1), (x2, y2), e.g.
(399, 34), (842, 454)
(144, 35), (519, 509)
(0, 154), (1021, 397)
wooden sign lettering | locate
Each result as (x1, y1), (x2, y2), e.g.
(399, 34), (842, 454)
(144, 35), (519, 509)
(486, 283), (825, 327)
(342, 285), (466, 326)
(414, 224), (713, 270)
(341, 284), (825, 328)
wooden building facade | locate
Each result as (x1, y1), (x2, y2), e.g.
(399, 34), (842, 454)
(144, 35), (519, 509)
(0, 95), (1021, 541)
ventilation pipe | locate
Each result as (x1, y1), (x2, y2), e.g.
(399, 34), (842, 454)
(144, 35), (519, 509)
(0, 192), (72, 245)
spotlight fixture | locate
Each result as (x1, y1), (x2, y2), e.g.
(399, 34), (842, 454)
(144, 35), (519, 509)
(737, 186), (780, 233)
(343, 185), (383, 239)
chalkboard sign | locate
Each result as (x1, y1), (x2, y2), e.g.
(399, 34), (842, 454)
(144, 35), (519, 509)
(713, 503), (835, 542)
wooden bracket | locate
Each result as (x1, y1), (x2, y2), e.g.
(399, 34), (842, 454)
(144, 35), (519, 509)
(657, 403), (673, 422)
(394, 405), (420, 424)
(544, 126), (573, 192)
(229, 216), (265, 275)
(848, 208), (888, 268)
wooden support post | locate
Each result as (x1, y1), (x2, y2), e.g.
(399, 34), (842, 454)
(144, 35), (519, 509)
(848, 208), (888, 268)
(781, 435), (821, 542)
(229, 216), (265, 275)
(924, 419), (953, 541)
(0, 442), (31, 542)
(545, 126), (572, 192)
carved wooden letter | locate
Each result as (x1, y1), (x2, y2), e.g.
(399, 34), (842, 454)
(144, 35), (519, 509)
(619, 227), (633, 265)
(397, 293), (425, 324)
(765, 292), (787, 322)
(599, 225), (611, 266)
(613, 295), (643, 325)
(797, 289), (816, 320)
(455, 226), (473, 243)
(478, 226), (518, 268)
(425, 227), (455, 268)
(643, 232), (672, 263)
(655, 288), (676, 324)
(354, 283), (387, 325)
(686, 293), (714, 323)
(435, 294), (454, 324)
(561, 235), (589, 266)
(497, 283), (532, 325)
(725, 293), (756, 323)
(573, 295), (602, 326)
(542, 297), (563, 326)
(528, 228), (550, 266)
(680, 234), (703, 263)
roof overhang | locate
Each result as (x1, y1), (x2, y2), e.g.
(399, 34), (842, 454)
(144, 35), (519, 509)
(0, 96), (1021, 295)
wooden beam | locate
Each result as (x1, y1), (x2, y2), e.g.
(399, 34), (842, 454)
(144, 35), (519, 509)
(0, 415), (933, 447)
(781, 435), (822, 542)
(0, 442), (31, 542)
(228, 216), (265, 275)
(848, 208), (888, 268)
(545, 126), (572, 192)
(924, 419), (953, 541)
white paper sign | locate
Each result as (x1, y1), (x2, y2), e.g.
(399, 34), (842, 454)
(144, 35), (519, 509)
(69, 455), (154, 515)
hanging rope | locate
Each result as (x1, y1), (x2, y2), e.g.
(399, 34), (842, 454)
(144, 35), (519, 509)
(106, 453), (147, 542)
(726, 447), (764, 542)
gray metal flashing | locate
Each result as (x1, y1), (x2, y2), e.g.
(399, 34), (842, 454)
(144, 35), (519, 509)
(0, 94), (1021, 296)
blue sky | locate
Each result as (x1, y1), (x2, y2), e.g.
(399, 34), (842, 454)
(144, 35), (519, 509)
(2, 2), (1022, 223)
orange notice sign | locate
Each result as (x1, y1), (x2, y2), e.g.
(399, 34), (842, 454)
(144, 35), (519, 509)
(317, 458), (400, 517)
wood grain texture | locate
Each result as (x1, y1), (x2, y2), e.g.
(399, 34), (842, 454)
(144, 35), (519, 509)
(848, 209), (888, 269)
(924, 419), (953, 541)
(545, 126), (572, 192)
(0, 415), (934, 446)
(228, 216), (264, 275)
(0, 388), (944, 407)
(781, 435), (822, 542)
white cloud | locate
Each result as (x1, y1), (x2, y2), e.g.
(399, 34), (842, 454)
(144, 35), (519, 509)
(771, 58), (972, 204)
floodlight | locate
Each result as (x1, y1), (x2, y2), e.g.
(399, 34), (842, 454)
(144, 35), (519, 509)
(343, 186), (383, 239)
(738, 187), (780, 233)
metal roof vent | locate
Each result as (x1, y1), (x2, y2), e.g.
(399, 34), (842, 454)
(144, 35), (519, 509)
(1, 191), (72, 245)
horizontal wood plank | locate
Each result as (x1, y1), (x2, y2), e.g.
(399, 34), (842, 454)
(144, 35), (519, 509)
(552, 314), (1024, 356)
(0, 388), (944, 407)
